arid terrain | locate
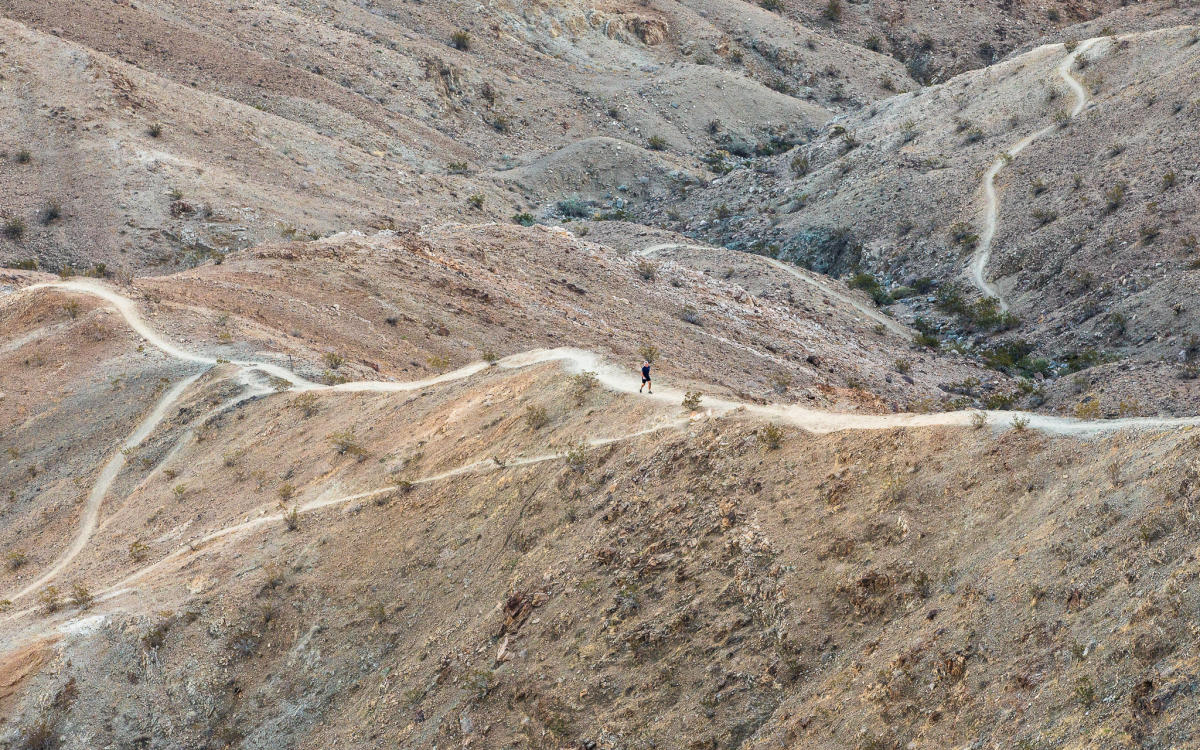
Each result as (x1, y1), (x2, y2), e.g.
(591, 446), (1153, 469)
(3, 1), (1200, 749)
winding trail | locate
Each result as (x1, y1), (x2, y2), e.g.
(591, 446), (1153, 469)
(5, 374), (203, 603)
(968, 38), (1101, 310)
(638, 243), (911, 338)
(6, 256), (1200, 621)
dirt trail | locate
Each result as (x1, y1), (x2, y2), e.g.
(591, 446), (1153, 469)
(6, 374), (202, 603)
(7, 267), (1200, 613)
(637, 243), (911, 338)
(968, 38), (1101, 309)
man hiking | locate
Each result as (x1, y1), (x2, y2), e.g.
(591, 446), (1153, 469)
(639, 360), (652, 394)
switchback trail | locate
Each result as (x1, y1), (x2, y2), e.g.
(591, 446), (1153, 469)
(968, 38), (1100, 309)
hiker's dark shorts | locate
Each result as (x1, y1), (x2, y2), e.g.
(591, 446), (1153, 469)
(642, 375), (651, 383)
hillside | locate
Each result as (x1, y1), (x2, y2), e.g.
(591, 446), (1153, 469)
(5, 0), (1200, 747)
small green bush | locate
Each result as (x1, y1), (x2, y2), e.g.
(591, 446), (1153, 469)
(512, 212), (535, 227)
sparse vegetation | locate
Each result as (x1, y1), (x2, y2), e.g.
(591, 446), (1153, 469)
(512, 212), (535, 227)
(1010, 414), (1030, 431)
(682, 391), (703, 411)
(4, 216), (27, 240)
(322, 351), (345, 370)
(7, 550), (28, 570)
(39, 586), (60, 614)
(1104, 183), (1126, 211)
(291, 392), (320, 418)
(679, 305), (702, 325)
(760, 423), (785, 449)
(148, 123), (163, 138)
(41, 202), (62, 225)
(467, 194), (485, 209)
(634, 259), (657, 281)
(129, 540), (150, 562)
(568, 371), (599, 405)
(328, 430), (367, 458)
(450, 30), (471, 51)
(524, 404), (549, 430)
(646, 135), (668, 151)
(284, 506), (301, 531)
(823, 0), (842, 22)
(69, 582), (93, 609)
(638, 343), (659, 363)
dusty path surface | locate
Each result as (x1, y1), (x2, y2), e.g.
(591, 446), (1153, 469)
(968, 38), (1101, 309)
(7, 269), (1200, 627)
(5, 374), (202, 603)
(637, 243), (911, 338)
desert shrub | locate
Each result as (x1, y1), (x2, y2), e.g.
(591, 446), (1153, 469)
(1032, 208), (1058, 226)
(1010, 414), (1030, 431)
(569, 371), (599, 405)
(148, 123), (163, 138)
(482, 350), (499, 365)
(450, 31), (471, 51)
(913, 331), (940, 350)
(563, 441), (589, 472)
(41, 202), (62, 225)
(635, 259), (657, 280)
(682, 391), (703, 411)
(893, 359), (911, 374)
(1139, 224), (1161, 244)
(70, 583), (93, 609)
(679, 305), (702, 325)
(823, 0), (842, 22)
(512, 212), (535, 227)
(4, 217), (26, 240)
(6, 550), (27, 570)
(949, 222), (979, 250)
(129, 540), (150, 562)
(278, 482), (296, 501)
(291, 392), (320, 417)
(848, 272), (892, 305)
(646, 135), (668, 151)
(1104, 183), (1126, 211)
(557, 197), (591, 218)
(865, 35), (882, 52)
(970, 411), (988, 429)
(322, 351), (345, 370)
(467, 194), (484, 209)
(328, 430), (367, 457)
(447, 161), (469, 174)
(18, 719), (57, 750)
(15, 149), (31, 164)
(771, 372), (792, 392)
(760, 0), (781, 9)
(524, 404), (549, 430)
(39, 586), (60, 614)
(1163, 171), (1177, 190)
(790, 154), (810, 176)
(638, 343), (659, 363)
(62, 300), (82, 320)
(760, 423), (785, 449)
(284, 506), (300, 531)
